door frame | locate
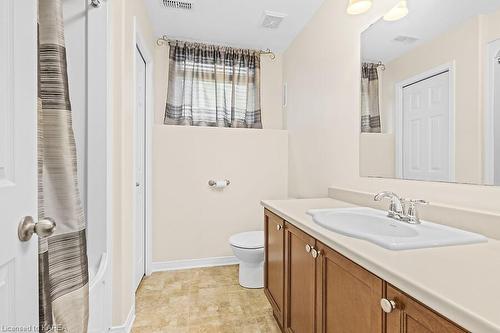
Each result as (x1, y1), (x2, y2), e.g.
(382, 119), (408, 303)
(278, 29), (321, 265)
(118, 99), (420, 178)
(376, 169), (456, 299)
(483, 38), (500, 185)
(87, 0), (113, 330)
(394, 62), (456, 182)
(132, 17), (154, 282)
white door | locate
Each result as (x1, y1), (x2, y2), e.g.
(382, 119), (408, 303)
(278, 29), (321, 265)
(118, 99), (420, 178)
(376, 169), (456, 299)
(0, 0), (39, 328)
(402, 71), (451, 182)
(134, 46), (146, 290)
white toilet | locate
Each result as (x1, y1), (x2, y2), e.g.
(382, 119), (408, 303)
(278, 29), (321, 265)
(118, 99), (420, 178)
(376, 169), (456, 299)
(229, 231), (264, 289)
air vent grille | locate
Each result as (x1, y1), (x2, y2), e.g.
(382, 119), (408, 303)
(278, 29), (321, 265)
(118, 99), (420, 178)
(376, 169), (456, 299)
(393, 35), (419, 44)
(162, 0), (193, 10)
(262, 10), (287, 29)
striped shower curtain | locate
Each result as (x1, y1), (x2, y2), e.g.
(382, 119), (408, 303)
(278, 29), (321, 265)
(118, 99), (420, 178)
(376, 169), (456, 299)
(38, 0), (89, 332)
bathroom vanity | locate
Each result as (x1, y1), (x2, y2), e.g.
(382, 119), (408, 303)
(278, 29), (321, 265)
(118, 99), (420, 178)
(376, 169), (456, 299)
(262, 198), (500, 333)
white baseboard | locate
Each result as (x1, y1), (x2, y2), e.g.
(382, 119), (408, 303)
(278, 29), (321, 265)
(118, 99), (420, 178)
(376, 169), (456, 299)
(109, 300), (135, 333)
(152, 256), (239, 272)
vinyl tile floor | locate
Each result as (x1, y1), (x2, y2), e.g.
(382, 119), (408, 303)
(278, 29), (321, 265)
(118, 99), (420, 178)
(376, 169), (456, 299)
(131, 265), (281, 333)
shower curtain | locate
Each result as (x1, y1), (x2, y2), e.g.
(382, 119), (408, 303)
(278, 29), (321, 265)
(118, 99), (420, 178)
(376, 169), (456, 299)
(38, 0), (89, 332)
(361, 63), (381, 133)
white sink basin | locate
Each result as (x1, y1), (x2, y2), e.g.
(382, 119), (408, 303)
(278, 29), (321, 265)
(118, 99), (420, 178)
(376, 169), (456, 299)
(307, 207), (487, 250)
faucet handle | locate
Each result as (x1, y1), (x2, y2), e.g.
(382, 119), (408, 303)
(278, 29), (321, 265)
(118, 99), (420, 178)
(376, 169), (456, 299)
(405, 199), (429, 224)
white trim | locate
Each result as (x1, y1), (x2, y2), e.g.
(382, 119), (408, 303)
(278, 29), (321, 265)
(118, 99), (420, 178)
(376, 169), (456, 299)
(109, 301), (135, 333)
(104, 0), (114, 330)
(394, 62), (456, 182)
(132, 17), (154, 289)
(152, 256), (240, 272)
(484, 38), (500, 185)
(87, 1), (112, 331)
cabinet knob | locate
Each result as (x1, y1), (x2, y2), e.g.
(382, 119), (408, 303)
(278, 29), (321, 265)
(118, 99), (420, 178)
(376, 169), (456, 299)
(311, 248), (321, 258)
(305, 244), (312, 253)
(276, 224), (282, 231)
(380, 298), (397, 313)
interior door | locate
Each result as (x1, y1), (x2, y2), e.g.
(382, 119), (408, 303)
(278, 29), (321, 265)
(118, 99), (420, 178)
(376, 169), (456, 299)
(134, 45), (147, 290)
(402, 71), (451, 182)
(0, 0), (39, 328)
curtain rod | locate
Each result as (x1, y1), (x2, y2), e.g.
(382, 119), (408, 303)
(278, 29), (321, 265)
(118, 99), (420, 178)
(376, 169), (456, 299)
(156, 35), (276, 60)
(363, 61), (385, 71)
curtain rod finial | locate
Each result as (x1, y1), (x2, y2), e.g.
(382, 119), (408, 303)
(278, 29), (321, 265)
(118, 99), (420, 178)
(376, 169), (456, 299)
(157, 35), (169, 46)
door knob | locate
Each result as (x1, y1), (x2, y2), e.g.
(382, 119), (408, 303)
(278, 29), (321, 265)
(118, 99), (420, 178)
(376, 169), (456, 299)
(305, 244), (312, 253)
(380, 298), (397, 313)
(136, 182), (140, 187)
(276, 224), (282, 231)
(18, 216), (56, 241)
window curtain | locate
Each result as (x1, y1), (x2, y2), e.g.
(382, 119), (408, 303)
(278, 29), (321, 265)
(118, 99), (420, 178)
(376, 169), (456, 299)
(164, 41), (262, 128)
(38, 0), (89, 332)
(361, 63), (381, 133)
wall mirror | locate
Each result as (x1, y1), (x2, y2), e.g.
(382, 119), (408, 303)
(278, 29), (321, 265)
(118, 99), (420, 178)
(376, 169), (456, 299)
(359, 0), (500, 185)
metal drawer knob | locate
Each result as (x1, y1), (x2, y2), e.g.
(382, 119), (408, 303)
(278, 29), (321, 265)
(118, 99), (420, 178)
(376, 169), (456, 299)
(305, 244), (312, 253)
(311, 248), (320, 258)
(380, 298), (397, 313)
(276, 224), (282, 231)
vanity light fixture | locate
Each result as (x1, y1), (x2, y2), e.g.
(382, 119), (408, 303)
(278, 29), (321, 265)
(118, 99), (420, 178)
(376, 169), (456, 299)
(347, 0), (373, 15)
(383, 0), (409, 21)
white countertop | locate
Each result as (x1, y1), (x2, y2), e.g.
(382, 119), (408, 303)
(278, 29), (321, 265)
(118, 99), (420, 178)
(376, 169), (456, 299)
(262, 198), (500, 333)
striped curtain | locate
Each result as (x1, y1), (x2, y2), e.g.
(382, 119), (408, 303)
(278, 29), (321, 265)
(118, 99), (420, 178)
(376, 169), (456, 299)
(38, 0), (89, 332)
(361, 63), (381, 133)
(164, 41), (262, 128)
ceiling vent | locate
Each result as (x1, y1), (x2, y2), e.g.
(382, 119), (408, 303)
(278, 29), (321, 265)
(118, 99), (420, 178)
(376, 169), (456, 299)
(262, 10), (287, 29)
(162, 0), (193, 10)
(393, 35), (419, 44)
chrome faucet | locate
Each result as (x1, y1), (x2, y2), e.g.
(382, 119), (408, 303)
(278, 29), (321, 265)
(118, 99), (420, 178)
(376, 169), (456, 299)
(374, 191), (405, 220)
(374, 191), (429, 224)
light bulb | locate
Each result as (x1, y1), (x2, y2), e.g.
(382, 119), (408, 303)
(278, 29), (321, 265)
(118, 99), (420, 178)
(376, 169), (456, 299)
(383, 0), (409, 22)
(347, 0), (373, 15)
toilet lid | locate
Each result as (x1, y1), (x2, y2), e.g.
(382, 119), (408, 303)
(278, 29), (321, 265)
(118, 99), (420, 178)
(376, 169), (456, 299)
(229, 231), (264, 249)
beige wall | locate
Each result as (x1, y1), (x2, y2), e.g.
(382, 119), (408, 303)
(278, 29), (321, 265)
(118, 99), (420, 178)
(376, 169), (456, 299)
(153, 45), (284, 129)
(482, 9), (500, 43)
(283, 0), (500, 233)
(152, 125), (288, 262)
(360, 133), (395, 178)
(109, 0), (155, 325)
(150, 42), (287, 263)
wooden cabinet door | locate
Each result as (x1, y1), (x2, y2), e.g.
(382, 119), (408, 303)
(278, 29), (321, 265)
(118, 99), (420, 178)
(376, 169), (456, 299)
(284, 223), (317, 333)
(264, 209), (285, 328)
(316, 242), (383, 333)
(385, 285), (467, 333)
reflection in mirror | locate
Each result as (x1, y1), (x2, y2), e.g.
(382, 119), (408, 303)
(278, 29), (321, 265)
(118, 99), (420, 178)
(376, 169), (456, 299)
(359, 0), (500, 185)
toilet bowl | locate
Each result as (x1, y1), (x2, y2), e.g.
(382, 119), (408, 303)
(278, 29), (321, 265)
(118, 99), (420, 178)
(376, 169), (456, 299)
(229, 231), (264, 289)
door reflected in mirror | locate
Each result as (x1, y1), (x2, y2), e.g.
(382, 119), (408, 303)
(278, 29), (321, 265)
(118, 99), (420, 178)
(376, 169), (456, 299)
(359, 0), (500, 185)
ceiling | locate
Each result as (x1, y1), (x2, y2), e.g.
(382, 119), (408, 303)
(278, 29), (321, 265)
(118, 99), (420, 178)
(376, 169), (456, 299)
(362, 0), (500, 63)
(144, 0), (325, 53)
